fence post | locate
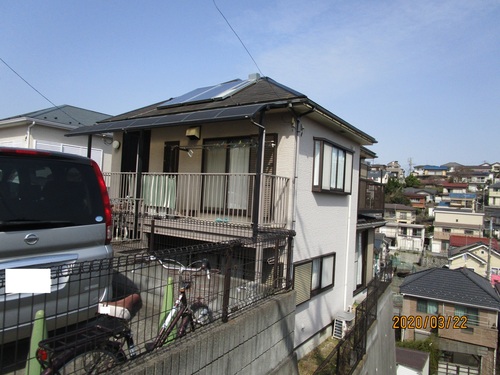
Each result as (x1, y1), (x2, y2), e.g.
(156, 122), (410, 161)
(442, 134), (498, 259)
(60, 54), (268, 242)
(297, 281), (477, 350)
(25, 310), (47, 375)
(149, 219), (155, 253)
(221, 243), (234, 323)
(159, 276), (176, 342)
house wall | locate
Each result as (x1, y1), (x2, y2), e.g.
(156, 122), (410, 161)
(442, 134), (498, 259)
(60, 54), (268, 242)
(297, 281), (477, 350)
(0, 124), (113, 172)
(0, 126), (25, 147)
(435, 210), (484, 227)
(449, 256), (486, 276)
(402, 297), (498, 351)
(292, 116), (360, 355)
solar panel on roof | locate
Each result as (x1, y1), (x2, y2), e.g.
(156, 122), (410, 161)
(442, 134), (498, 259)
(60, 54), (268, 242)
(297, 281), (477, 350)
(157, 78), (254, 109)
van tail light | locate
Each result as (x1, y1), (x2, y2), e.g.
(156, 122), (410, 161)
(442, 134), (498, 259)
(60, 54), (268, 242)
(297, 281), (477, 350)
(91, 160), (113, 244)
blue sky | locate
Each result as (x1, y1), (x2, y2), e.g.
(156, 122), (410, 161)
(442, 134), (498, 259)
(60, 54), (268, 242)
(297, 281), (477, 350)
(1, 0), (499, 168)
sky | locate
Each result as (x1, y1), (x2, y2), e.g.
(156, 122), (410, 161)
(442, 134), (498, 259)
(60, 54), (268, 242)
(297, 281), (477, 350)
(1, 0), (499, 169)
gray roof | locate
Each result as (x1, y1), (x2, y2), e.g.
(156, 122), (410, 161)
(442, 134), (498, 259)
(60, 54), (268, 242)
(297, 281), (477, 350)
(67, 75), (377, 145)
(400, 267), (500, 311)
(1, 105), (111, 128)
(384, 203), (416, 211)
(396, 347), (429, 371)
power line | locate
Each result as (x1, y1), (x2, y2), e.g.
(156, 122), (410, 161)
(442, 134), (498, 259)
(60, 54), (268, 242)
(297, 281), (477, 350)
(212, 0), (264, 78)
(0, 56), (81, 124)
(212, 1), (283, 101)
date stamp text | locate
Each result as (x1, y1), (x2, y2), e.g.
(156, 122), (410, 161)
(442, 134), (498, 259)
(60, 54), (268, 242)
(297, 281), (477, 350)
(392, 315), (468, 330)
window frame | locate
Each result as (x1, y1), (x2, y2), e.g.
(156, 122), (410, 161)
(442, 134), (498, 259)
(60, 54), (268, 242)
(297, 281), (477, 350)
(293, 252), (336, 305)
(312, 138), (353, 194)
(455, 304), (479, 327)
(416, 299), (438, 315)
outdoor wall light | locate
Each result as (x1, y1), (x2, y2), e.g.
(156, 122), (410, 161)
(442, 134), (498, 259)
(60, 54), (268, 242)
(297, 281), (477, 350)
(112, 140), (121, 150)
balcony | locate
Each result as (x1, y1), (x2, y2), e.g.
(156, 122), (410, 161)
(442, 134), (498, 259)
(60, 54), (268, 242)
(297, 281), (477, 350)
(358, 178), (384, 213)
(103, 172), (290, 241)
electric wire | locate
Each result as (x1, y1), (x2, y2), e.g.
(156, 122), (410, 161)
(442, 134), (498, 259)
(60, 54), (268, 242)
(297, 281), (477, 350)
(0, 56), (82, 124)
(211, 1), (282, 101)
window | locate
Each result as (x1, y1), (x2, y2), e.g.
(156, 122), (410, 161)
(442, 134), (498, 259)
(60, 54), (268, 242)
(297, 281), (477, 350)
(294, 253), (336, 305)
(416, 299), (438, 314)
(443, 228), (451, 233)
(313, 139), (353, 194)
(455, 305), (479, 326)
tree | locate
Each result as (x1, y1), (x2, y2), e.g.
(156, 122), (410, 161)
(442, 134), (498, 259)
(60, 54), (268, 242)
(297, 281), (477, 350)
(405, 174), (421, 188)
(385, 177), (411, 205)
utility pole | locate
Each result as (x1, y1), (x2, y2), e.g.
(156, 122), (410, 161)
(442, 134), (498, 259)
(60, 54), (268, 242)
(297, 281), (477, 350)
(408, 157), (413, 176)
(487, 219), (493, 281)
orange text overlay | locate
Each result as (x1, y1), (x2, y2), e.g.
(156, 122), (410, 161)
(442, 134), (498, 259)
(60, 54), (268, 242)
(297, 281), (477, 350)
(392, 315), (468, 330)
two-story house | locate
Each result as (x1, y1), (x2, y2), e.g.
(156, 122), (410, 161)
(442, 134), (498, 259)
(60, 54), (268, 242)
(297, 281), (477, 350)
(448, 242), (500, 280)
(412, 165), (449, 179)
(400, 267), (500, 375)
(68, 73), (379, 357)
(432, 208), (484, 253)
(0, 105), (112, 172)
(379, 204), (425, 253)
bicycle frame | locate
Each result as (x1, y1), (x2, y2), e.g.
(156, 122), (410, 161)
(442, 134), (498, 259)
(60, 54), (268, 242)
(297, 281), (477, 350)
(36, 256), (213, 371)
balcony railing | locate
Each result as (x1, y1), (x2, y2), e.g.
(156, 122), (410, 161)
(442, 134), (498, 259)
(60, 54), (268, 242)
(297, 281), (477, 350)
(103, 172), (290, 231)
(358, 179), (384, 212)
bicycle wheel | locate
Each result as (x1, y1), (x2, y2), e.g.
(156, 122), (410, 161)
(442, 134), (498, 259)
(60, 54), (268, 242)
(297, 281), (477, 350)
(191, 303), (213, 325)
(57, 347), (123, 375)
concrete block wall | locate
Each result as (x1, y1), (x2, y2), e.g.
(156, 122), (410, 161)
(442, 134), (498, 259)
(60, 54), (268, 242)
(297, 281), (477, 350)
(115, 291), (297, 375)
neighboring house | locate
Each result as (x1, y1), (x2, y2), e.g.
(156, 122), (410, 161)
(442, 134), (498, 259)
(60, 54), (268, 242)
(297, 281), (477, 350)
(384, 204), (417, 224)
(0, 105), (112, 172)
(369, 161), (404, 183)
(432, 208), (484, 253)
(438, 192), (477, 210)
(67, 73), (379, 357)
(448, 242), (500, 279)
(404, 193), (427, 210)
(488, 182), (500, 207)
(379, 204), (425, 252)
(403, 187), (436, 213)
(386, 160), (405, 181)
(356, 147), (386, 295)
(400, 267), (500, 375)
(395, 347), (430, 375)
(441, 182), (468, 195)
(449, 234), (499, 250)
(412, 165), (448, 179)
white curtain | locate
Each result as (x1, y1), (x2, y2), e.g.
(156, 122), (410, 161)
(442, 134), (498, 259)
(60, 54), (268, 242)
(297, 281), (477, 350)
(228, 147), (249, 209)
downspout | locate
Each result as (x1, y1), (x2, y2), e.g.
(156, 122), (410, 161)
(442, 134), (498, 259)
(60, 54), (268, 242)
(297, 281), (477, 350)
(26, 121), (36, 148)
(133, 130), (145, 237)
(251, 111), (266, 238)
(87, 135), (92, 158)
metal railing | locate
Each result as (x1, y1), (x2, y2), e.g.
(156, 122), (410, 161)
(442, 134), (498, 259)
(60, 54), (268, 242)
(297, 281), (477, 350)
(313, 266), (393, 375)
(103, 172), (290, 235)
(0, 229), (294, 374)
(358, 179), (384, 213)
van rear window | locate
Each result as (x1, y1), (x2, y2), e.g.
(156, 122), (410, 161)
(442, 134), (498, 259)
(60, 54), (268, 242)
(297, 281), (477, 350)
(0, 156), (104, 229)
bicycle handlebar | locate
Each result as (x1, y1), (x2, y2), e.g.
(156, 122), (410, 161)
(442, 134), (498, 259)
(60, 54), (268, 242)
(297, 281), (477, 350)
(144, 255), (212, 280)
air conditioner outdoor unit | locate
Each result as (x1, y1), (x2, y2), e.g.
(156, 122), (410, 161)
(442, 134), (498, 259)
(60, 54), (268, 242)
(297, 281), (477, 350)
(333, 311), (355, 339)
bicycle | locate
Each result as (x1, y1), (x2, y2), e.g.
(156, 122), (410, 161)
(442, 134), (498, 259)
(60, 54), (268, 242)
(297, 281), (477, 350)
(36, 256), (214, 374)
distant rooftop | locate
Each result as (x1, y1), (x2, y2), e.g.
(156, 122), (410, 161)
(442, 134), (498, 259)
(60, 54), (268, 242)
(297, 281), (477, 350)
(1, 105), (111, 128)
(400, 267), (500, 311)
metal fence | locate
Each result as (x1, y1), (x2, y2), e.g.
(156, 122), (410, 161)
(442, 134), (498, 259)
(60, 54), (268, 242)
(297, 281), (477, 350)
(313, 267), (393, 375)
(0, 229), (294, 374)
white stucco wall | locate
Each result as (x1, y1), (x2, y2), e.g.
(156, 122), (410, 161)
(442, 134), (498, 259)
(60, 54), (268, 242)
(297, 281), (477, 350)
(291, 116), (360, 351)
